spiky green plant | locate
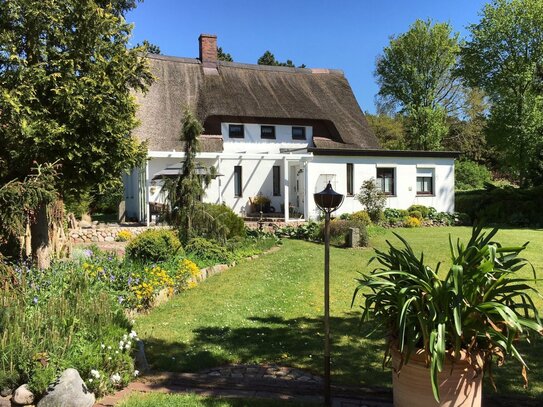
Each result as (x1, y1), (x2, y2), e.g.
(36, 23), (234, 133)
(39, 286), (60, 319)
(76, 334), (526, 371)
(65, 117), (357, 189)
(352, 225), (543, 401)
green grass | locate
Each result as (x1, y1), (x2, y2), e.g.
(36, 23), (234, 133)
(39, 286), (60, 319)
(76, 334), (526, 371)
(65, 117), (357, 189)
(118, 393), (318, 407)
(135, 227), (543, 399)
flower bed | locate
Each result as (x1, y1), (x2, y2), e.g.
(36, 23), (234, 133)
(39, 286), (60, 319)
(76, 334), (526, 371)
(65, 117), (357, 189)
(0, 233), (279, 402)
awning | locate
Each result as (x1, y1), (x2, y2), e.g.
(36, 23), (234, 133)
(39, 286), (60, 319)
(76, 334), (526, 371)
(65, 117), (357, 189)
(152, 163), (223, 180)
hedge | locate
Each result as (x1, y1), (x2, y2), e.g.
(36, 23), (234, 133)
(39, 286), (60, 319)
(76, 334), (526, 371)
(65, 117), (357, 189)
(455, 186), (543, 227)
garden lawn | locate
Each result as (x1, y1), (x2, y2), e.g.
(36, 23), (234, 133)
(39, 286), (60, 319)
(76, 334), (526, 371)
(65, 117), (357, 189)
(119, 393), (318, 407)
(135, 227), (543, 399)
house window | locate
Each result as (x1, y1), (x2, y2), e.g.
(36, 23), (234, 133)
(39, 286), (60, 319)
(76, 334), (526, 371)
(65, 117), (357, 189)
(261, 125), (276, 139)
(292, 126), (306, 140)
(376, 168), (395, 195)
(273, 166), (281, 196)
(234, 166), (242, 197)
(417, 168), (434, 195)
(229, 124), (244, 138)
(346, 163), (354, 196)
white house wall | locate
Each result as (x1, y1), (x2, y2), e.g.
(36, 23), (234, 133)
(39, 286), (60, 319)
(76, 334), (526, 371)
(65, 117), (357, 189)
(221, 123), (312, 154)
(206, 157), (285, 214)
(306, 156), (455, 219)
(125, 153), (455, 222)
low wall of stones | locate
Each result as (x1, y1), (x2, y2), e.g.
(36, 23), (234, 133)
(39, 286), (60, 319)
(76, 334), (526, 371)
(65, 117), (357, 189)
(69, 225), (164, 244)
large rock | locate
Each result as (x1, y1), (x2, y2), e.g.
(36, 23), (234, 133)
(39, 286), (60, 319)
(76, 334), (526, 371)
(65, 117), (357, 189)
(13, 384), (34, 405)
(38, 369), (95, 407)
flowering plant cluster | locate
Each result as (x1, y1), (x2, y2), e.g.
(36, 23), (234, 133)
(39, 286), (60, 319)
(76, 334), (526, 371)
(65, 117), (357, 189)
(115, 230), (133, 242)
(84, 330), (140, 395)
(79, 247), (201, 309)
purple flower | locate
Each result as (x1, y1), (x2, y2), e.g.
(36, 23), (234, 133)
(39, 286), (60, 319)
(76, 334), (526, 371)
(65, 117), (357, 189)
(110, 275), (116, 282)
(127, 277), (133, 286)
(83, 249), (93, 258)
(32, 296), (38, 305)
(118, 296), (124, 304)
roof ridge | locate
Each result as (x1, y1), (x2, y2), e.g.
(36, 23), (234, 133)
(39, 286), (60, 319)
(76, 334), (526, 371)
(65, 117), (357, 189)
(146, 53), (343, 75)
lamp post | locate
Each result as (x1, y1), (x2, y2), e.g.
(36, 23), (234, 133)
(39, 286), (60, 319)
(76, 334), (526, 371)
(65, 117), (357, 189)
(313, 182), (344, 407)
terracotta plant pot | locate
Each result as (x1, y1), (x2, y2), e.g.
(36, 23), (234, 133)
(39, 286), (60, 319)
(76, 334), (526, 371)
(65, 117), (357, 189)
(391, 348), (483, 407)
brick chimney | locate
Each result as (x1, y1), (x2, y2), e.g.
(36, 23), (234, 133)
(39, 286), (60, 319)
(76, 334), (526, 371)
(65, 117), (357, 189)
(199, 34), (217, 68)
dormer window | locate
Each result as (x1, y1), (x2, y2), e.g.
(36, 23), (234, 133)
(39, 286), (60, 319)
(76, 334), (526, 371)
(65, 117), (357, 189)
(292, 126), (306, 140)
(261, 125), (276, 139)
(229, 124), (244, 138)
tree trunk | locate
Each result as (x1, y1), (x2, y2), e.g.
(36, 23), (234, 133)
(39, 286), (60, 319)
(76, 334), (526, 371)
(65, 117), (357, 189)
(31, 203), (50, 270)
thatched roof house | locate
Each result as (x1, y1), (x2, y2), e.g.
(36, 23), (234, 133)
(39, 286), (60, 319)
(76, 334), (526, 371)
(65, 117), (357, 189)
(125, 34), (457, 225)
(133, 36), (380, 153)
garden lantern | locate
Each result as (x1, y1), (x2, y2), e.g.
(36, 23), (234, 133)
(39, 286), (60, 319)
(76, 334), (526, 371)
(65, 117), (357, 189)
(313, 181), (344, 406)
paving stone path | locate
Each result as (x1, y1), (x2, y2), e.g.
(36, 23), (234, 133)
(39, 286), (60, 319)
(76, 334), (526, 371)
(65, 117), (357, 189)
(95, 364), (393, 407)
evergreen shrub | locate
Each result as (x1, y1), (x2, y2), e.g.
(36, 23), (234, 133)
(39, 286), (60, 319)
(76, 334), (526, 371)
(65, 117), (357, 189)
(125, 229), (182, 263)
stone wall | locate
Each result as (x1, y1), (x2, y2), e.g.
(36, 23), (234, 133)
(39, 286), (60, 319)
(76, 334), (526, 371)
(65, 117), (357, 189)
(69, 225), (164, 244)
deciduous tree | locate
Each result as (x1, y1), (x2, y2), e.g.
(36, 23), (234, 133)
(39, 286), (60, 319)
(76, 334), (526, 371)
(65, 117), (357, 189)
(375, 20), (461, 150)
(0, 0), (153, 266)
(460, 0), (543, 186)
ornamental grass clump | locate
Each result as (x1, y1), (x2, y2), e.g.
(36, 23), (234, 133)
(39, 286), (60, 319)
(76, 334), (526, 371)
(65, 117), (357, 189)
(352, 225), (543, 401)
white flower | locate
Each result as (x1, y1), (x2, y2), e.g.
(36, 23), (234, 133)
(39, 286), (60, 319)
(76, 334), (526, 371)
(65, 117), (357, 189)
(107, 346), (112, 350)
(110, 373), (121, 384)
(101, 344), (105, 349)
(123, 334), (128, 341)
(119, 340), (124, 348)
(115, 350), (119, 354)
(129, 330), (138, 339)
(88, 378), (93, 383)
(90, 369), (100, 379)
(133, 370), (139, 377)
(108, 357), (112, 360)
(125, 342), (131, 350)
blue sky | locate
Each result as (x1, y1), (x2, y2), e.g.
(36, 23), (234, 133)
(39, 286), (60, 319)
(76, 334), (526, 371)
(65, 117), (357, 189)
(126, 0), (488, 113)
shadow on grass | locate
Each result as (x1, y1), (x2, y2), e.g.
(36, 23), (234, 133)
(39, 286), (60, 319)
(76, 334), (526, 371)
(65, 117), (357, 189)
(143, 314), (543, 400)
(143, 313), (390, 389)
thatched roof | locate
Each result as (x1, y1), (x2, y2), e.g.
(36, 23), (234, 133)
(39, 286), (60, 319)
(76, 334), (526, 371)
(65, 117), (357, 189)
(133, 54), (380, 152)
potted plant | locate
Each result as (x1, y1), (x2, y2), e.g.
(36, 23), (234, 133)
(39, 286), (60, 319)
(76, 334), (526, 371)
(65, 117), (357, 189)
(252, 193), (271, 213)
(352, 226), (542, 406)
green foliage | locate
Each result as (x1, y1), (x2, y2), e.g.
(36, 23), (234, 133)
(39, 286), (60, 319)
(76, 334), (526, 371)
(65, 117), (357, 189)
(185, 238), (232, 266)
(442, 88), (491, 164)
(168, 110), (219, 244)
(200, 203), (245, 240)
(455, 160), (492, 191)
(257, 50), (305, 68)
(64, 190), (91, 219)
(126, 229), (182, 263)
(460, 0), (543, 186)
(0, 163), (58, 257)
(217, 46), (233, 62)
(350, 210), (372, 225)
(364, 113), (406, 150)
(407, 205), (430, 218)
(383, 208), (409, 225)
(90, 180), (124, 215)
(356, 179), (387, 223)
(353, 226), (543, 401)
(0, 260), (137, 397)
(375, 19), (461, 150)
(404, 105), (448, 150)
(135, 40), (161, 55)
(320, 219), (369, 247)
(0, 0), (152, 195)
(456, 186), (543, 227)
(275, 222), (320, 241)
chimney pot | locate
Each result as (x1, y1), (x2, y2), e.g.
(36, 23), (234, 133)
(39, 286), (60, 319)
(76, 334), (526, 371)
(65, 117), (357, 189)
(199, 34), (218, 68)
